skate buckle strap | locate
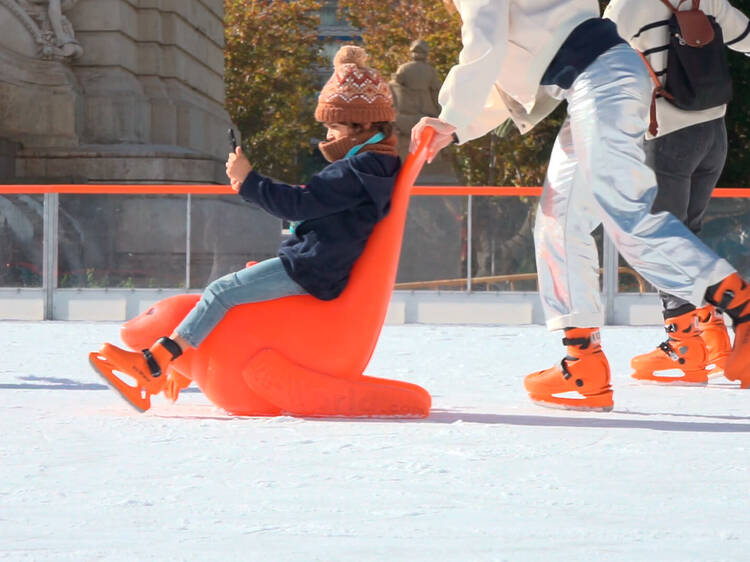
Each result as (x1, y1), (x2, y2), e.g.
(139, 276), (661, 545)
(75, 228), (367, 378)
(157, 336), (183, 360)
(716, 289), (750, 325)
(658, 341), (685, 364)
(562, 336), (590, 349)
(142, 349), (162, 377)
(560, 358), (572, 380)
(560, 357), (585, 387)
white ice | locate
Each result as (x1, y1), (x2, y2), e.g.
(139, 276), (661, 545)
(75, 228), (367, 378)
(1, 321), (748, 561)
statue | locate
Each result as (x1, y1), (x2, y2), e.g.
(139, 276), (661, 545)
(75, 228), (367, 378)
(389, 39), (456, 179)
(389, 39), (442, 137)
(3, 0), (83, 60)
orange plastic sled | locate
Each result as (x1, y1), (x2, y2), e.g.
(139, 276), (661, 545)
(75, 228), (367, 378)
(111, 128), (435, 417)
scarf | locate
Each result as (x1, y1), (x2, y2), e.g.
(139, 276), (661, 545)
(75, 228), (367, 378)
(318, 132), (399, 163)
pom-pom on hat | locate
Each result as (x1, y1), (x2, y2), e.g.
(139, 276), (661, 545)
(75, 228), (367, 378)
(315, 45), (395, 124)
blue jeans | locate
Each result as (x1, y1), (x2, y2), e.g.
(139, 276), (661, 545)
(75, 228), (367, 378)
(175, 257), (307, 348)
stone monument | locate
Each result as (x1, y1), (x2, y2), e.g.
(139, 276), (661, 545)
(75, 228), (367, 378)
(0, 0), (279, 294)
(390, 40), (441, 142)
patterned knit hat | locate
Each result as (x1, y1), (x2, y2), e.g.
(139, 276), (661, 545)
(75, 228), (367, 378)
(315, 46), (395, 124)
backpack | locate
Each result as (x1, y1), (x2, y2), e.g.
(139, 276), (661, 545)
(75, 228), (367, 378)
(640, 0), (733, 135)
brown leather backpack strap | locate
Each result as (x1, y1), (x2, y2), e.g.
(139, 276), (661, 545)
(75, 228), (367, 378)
(637, 50), (674, 136)
(658, 0), (677, 13)
(648, 90), (660, 136)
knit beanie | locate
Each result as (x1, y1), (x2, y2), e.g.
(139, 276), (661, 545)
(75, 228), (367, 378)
(315, 46), (395, 124)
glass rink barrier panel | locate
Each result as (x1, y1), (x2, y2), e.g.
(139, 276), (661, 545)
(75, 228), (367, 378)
(58, 194), (188, 289)
(188, 194), (280, 289)
(0, 194), (44, 287)
(395, 195), (467, 290)
(616, 188), (750, 294)
(0, 183), (749, 323)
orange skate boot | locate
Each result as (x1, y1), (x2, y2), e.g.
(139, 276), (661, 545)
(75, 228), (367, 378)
(631, 309), (709, 385)
(89, 337), (183, 411)
(696, 304), (732, 377)
(706, 273), (750, 388)
(524, 327), (613, 411)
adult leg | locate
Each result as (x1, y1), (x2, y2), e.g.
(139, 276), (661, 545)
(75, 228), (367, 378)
(687, 118), (732, 373)
(686, 117), (727, 235)
(567, 44), (748, 387)
(525, 119), (613, 410)
(534, 119), (604, 331)
(632, 124), (708, 381)
(566, 44), (735, 308)
(637, 119), (731, 379)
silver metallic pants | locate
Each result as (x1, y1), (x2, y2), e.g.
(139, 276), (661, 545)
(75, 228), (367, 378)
(533, 44), (735, 331)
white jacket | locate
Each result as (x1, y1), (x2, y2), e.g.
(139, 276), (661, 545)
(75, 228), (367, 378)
(438, 0), (600, 142)
(604, 0), (750, 138)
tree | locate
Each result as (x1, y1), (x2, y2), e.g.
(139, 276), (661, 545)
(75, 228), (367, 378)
(224, 0), (326, 183)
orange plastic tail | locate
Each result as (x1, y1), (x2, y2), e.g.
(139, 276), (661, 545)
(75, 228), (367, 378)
(242, 349), (431, 418)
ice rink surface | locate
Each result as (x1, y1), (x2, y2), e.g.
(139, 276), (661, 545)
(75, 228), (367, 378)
(1, 321), (748, 561)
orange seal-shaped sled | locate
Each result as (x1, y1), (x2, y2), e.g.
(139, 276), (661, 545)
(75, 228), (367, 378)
(104, 128), (435, 417)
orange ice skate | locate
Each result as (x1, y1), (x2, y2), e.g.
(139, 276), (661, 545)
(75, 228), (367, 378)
(89, 337), (183, 411)
(706, 273), (750, 388)
(631, 309), (709, 385)
(696, 304), (731, 377)
(524, 327), (613, 411)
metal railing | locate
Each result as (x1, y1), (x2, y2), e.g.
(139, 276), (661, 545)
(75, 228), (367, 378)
(1, 183), (749, 320)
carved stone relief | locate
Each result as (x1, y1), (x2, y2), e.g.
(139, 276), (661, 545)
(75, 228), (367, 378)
(1, 0), (82, 61)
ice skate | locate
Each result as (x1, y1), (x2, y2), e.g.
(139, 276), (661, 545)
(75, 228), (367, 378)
(706, 273), (750, 388)
(631, 310), (709, 385)
(524, 328), (613, 411)
(696, 305), (731, 377)
(89, 337), (183, 411)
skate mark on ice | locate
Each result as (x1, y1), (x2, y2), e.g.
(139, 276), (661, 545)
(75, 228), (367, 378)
(419, 410), (750, 432)
(0, 375), (108, 390)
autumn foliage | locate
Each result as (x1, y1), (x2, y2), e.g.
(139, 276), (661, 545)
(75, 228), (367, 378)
(224, 0), (326, 182)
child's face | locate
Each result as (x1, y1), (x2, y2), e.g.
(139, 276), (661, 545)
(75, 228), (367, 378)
(324, 123), (355, 141)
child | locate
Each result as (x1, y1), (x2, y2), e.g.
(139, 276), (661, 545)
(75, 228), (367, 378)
(92, 46), (401, 409)
(412, 0), (750, 410)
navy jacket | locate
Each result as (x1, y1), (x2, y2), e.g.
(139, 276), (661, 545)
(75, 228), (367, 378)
(239, 151), (401, 300)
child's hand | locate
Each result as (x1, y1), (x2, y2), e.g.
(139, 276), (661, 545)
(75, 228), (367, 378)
(226, 146), (253, 188)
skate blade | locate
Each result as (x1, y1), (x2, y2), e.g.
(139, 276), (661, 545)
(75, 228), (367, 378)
(631, 372), (708, 386)
(527, 392), (613, 413)
(89, 351), (151, 412)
